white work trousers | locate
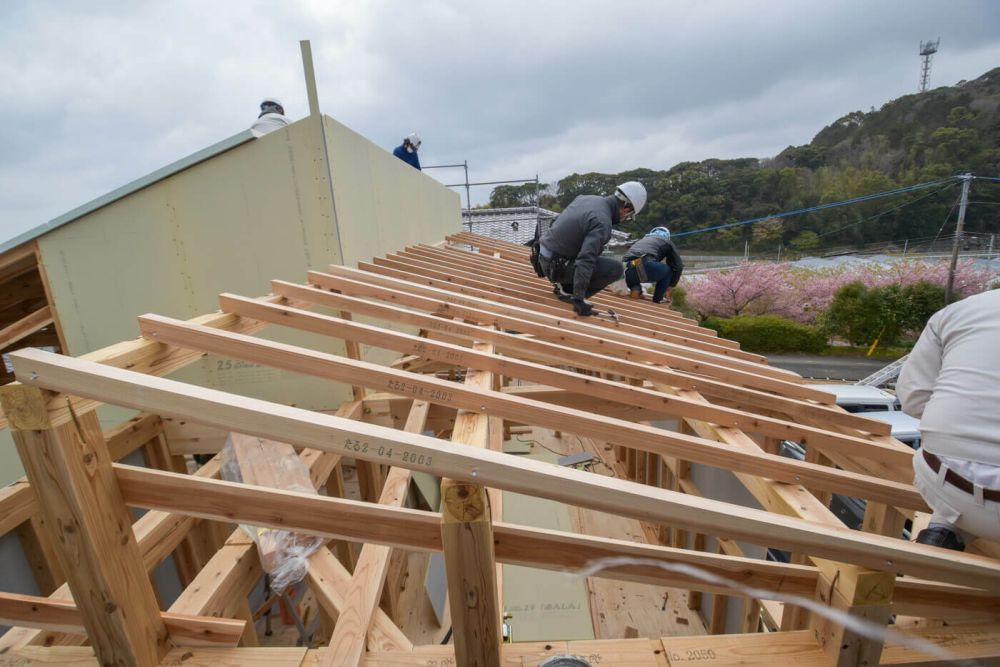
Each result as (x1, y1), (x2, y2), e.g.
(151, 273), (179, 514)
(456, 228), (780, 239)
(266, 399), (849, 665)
(913, 451), (1000, 543)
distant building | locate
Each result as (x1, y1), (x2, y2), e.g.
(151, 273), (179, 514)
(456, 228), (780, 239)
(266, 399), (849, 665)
(464, 206), (632, 250)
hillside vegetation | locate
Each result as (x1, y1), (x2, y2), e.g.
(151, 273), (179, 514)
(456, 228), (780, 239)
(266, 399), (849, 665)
(490, 67), (1000, 252)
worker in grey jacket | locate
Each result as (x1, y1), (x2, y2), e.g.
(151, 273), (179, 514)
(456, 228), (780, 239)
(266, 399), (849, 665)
(539, 181), (647, 316)
(622, 226), (684, 303)
(897, 288), (1000, 551)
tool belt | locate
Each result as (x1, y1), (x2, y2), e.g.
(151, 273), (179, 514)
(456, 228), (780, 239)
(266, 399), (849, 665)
(544, 254), (570, 284)
(923, 450), (1000, 501)
(625, 257), (649, 283)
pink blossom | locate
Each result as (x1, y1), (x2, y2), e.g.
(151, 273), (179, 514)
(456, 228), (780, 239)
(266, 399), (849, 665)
(685, 259), (998, 324)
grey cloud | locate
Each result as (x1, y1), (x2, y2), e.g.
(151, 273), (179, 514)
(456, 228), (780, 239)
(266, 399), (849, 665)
(1, 0), (998, 239)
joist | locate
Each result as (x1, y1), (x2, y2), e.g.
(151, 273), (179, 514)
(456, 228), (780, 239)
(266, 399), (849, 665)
(220, 291), (911, 468)
(12, 348), (992, 590)
(134, 315), (923, 508)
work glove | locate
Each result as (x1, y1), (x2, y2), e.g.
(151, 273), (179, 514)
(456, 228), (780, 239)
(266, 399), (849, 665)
(572, 297), (594, 317)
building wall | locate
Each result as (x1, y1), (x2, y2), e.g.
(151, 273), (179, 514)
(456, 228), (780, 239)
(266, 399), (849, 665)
(323, 115), (461, 366)
(0, 112), (461, 485)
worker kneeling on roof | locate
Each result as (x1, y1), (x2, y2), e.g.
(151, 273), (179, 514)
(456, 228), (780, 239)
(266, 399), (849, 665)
(537, 181), (646, 317)
(622, 226), (684, 304)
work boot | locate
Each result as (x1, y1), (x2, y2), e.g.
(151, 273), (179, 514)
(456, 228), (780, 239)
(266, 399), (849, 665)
(915, 526), (965, 551)
(629, 288), (645, 300)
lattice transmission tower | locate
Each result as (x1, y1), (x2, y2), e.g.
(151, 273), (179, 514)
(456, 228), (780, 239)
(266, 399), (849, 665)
(919, 38), (940, 92)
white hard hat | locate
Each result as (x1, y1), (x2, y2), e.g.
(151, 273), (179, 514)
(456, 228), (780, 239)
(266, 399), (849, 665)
(260, 98), (284, 114)
(647, 226), (671, 241)
(615, 181), (647, 219)
(406, 132), (422, 149)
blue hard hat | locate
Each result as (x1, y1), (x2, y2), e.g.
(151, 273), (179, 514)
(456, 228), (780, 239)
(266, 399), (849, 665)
(646, 226), (671, 240)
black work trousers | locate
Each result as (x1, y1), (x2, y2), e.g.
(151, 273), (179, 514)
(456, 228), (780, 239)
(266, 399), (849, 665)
(541, 255), (623, 299)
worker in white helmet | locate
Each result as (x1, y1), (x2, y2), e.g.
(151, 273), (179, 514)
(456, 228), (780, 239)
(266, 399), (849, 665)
(392, 133), (422, 170)
(251, 98), (290, 135)
(537, 181), (647, 316)
(622, 225), (684, 303)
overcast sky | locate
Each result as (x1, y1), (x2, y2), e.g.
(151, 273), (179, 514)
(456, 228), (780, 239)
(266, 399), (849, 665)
(2, 1), (998, 242)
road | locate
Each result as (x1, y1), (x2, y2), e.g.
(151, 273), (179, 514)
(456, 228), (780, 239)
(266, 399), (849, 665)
(766, 353), (898, 382)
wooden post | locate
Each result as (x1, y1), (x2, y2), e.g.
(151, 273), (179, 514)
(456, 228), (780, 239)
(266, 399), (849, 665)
(810, 567), (894, 666)
(0, 386), (168, 665)
(440, 347), (502, 666)
(709, 544), (730, 634)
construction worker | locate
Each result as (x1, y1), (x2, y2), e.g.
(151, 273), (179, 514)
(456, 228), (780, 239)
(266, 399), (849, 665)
(897, 288), (1000, 551)
(251, 98), (290, 135)
(393, 133), (422, 170)
(622, 226), (684, 303)
(538, 181), (646, 316)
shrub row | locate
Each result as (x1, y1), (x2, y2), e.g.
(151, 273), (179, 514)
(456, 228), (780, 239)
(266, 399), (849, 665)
(701, 315), (827, 353)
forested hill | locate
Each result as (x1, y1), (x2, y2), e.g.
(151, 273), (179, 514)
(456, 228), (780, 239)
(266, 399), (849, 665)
(490, 67), (1000, 252)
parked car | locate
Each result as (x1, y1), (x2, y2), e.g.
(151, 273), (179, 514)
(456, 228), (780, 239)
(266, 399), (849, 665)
(777, 409), (920, 532)
(805, 383), (900, 413)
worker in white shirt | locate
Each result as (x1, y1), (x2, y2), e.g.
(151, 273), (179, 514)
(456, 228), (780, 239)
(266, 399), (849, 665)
(897, 289), (1000, 551)
(251, 98), (290, 135)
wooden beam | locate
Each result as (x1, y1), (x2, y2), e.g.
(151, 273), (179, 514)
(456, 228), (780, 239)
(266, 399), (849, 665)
(305, 547), (413, 653)
(136, 314), (922, 508)
(0, 305), (52, 349)
(0, 592), (245, 648)
(5, 626), (1000, 667)
(0, 385), (168, 665)
(0, 293), (300, 430)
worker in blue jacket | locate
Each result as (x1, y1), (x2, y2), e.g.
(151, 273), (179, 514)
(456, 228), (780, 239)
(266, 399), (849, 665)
(392, 133), (422, 170)
(622, 227), (684, 303)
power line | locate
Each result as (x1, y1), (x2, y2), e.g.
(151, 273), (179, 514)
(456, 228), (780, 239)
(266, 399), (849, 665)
(815, 182), (957, 238)
(672, 177), (958, 239)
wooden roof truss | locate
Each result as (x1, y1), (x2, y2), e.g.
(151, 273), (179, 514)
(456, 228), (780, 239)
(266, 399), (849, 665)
(0, 232), (998, 666)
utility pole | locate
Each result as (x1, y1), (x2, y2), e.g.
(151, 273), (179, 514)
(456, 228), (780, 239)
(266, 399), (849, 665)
(945, 173), (972, 304)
